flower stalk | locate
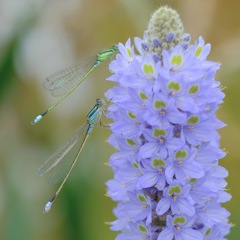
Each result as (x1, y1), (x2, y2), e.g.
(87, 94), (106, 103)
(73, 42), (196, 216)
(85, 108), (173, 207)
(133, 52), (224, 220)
(105, 6), (231, 240)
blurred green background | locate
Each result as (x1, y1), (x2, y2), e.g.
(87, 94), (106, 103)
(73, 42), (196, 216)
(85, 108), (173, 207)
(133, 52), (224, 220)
(0, 0), (239, 239)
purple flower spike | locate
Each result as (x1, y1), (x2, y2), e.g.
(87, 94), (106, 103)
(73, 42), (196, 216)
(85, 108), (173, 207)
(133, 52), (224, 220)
(105, 6), (231, 239)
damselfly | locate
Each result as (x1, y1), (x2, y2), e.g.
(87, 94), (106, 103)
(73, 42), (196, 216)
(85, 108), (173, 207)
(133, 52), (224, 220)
(38, 98), (105, 213)
(31, 45), (118, 125)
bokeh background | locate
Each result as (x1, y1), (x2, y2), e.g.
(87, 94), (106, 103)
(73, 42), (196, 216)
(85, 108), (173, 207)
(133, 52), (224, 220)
(0, 0), (239, 239)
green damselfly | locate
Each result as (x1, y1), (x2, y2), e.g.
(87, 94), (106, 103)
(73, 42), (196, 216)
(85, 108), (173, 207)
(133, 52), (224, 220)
(38, 98), (105, 213)
(31, 45), (118, 125)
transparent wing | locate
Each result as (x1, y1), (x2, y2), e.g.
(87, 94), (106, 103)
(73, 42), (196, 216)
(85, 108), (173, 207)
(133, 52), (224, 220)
(37, 122), (89, 184)
(43, 56), (97, 97)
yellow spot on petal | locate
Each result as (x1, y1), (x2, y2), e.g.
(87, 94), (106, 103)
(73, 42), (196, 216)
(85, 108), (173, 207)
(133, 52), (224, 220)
(189, 85), (199, 94)
(195, 46), (202, 57)
(143, 64), (154, 74)
(127, 48), (132, 58)
(171, 54), (182, 65)
(139, 92), (148, 100)
(187, 116), (199, 124)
